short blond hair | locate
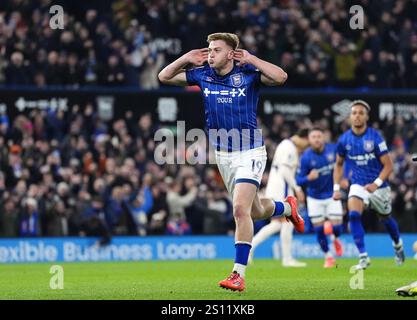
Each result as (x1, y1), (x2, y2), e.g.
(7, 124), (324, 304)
(207, 33), (239, 50)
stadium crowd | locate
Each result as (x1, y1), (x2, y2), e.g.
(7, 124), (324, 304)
(0, 103), (416, 240)
(0, 0), (416, 88)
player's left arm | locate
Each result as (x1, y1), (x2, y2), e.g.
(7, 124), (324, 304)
(365, 153), (393, 193)
(364, 135), (393, 193)
(378, 153), (394, 181)
(233, 49), (287, 86)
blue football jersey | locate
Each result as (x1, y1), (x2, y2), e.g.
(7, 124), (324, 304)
(186, 63), (264, 151)
(336, 127), (389, 187)
(297, 143), (337, 199)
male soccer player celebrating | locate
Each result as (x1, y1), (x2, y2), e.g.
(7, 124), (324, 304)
(158, 33), (304, 291)
(297, 128), (344, 268)
(333, 100), (404, 270)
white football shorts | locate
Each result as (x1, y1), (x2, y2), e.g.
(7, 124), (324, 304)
(306, 196), (343, 224)
(348, 184), (392, 215)
(215, 146), (267, 197)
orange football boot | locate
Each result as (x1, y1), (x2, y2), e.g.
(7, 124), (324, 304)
(285, 196), (305, 233)
(324, 256), (337, 268)
(219, 271), (245, 292)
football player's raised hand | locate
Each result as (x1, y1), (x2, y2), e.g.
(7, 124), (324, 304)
(186, 48), (208, 66)
(233, 49), (253, 66)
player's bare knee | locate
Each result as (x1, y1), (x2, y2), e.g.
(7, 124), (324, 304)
(330, 219), (343, 226)
(348, 196), (364, 212)
(233, 203), (251, 220)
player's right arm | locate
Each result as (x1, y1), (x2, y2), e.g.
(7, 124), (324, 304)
(296, 154), (319, 187)
(158, 48), (208, 86)
(333, 154), (344, 200)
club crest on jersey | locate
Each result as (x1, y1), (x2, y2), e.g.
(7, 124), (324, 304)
(326, 153), (334, 162)
(231, 73), (243, 87)
(364, 140), (374, 152)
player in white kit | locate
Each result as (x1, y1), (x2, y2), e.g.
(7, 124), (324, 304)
(249, 129), (309, 267)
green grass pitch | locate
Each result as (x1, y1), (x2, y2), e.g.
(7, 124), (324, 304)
(1, 258), (416, 300)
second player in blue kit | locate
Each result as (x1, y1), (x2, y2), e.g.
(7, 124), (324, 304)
(297, 128), (344, 268)
(333, 100), (405, 270)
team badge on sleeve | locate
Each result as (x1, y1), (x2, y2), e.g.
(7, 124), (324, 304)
(378, 141), (388, 152)
(364, 140), (374, 152)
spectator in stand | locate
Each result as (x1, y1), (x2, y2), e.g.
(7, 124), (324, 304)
(44, 51), (62, 85)
(80, 196), (111, 245)
(0, 99), (416, 236)
(1, 0), (417, 238)
(0, 0), (415, 89)
(5, 51), (31, 85)
(0, 197), (19, 237)
(166, 176), (197, 234)
(103, 55), (126, 86)
(19, 197), (40, 237)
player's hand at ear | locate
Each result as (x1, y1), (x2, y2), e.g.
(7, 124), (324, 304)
(233, 49), (253, 66)
(186, 48), (209, 66)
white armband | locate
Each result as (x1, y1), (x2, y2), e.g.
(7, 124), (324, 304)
(333, 184), (340, 192)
